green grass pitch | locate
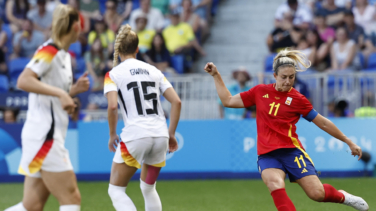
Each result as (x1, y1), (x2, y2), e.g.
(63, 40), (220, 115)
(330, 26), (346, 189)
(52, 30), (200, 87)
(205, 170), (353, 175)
(0, 178), (374, 210)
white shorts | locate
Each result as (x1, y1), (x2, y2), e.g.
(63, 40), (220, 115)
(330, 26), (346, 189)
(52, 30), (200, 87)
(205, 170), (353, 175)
(18, 139), (73, 178)
(113, 137), (168, 169)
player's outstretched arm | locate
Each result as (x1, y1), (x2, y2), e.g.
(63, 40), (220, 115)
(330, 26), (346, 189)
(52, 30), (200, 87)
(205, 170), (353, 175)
(312, 114), (362, 160)
(106, 91), (119, 152)
(163, 88), (181, 153)
(204, 62), (245, 108)
(17, 68), (76, 114)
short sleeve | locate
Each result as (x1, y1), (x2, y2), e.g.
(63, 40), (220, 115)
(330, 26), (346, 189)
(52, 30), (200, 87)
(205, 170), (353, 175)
(158, 70), (172, 94)
(274, 4), (285, 20)
(240, 86), (258, 108)
(26, 45), (58, 77)
(185, 24), (195, 41)
(298, 95), (314, 117)
(107, 30), (115, 43)
(88, 31), (96, 45)
(104, 72), (117, 95)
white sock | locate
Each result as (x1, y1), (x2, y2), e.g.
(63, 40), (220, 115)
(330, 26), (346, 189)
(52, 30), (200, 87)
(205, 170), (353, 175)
(59, 205), (80, 211)
(108, 184), (137, 211)
(4, 202), (27, 211)
(140, 179), (162, 211)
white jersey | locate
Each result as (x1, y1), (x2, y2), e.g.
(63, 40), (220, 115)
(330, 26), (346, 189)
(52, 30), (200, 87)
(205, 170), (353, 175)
(22, 39), (73, 143)
(104, 58), (172, 142)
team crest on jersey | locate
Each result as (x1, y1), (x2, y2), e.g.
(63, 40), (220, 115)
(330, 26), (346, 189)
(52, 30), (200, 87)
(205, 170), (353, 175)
(285, 97), (293, 105)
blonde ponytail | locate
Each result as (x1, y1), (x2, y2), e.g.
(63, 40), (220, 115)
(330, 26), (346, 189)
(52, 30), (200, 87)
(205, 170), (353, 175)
(112, 24), (139, 67)
(51, 4), (79, 47)
(272, 49), (311, 74)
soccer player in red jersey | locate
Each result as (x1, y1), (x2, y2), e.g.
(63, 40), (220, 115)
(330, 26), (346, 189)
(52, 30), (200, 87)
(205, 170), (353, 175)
(205, 49), (369, 211)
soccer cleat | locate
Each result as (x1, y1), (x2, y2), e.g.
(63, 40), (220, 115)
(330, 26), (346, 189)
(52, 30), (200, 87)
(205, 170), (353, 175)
(339, 190), (369, 211)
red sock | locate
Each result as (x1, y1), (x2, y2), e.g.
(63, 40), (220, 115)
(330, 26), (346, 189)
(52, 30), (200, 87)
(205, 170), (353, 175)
(271, 188), (296, 211)
(322, 184), (345, 203)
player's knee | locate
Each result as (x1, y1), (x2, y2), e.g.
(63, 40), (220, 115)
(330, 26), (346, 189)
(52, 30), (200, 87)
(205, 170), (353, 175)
(62, 186), (81, 205)
(307, 188), (325, 202)
(265, 178), (284, 192)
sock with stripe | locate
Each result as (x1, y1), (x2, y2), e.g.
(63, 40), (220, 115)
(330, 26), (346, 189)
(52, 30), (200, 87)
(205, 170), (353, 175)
(321, 184), (345, 203)
(59, 205), (80, 211)
(4, 202), (27, 211)
(271, 188), (296, 211)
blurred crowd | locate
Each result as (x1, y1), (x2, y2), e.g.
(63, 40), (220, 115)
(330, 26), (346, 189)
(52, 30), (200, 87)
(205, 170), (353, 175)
(0, 0), (218, 92)
(268, 0), (376, 72)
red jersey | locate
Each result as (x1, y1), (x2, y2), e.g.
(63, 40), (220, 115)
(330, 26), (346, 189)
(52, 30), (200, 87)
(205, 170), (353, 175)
(240, 84), (313, 155)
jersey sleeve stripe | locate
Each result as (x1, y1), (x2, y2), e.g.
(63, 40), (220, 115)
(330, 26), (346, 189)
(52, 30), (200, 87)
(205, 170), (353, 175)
(32, 45), (59, 64)
(104, 72), (115, 85)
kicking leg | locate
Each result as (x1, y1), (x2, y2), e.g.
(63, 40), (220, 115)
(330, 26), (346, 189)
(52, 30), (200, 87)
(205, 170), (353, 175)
(297, 175), (369, 211)
(140, 164), (162, 211)
(5, 176), (50, 211)
(109, 162), (138, 211)
(262, 168), (296, 211)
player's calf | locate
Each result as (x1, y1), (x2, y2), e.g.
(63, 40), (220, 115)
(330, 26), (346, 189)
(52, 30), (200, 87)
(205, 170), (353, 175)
(305, 185), (325, 202)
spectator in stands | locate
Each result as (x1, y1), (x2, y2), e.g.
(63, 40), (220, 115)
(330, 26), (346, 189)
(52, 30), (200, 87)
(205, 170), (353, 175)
(88, 18), (115, 56)
(296, 36), (316, 64)
(152, 0), (169, 15)
(330, 27), (356, 70)
(2, 107), (19, 123)
(293, 76), (310, 99)
(104, 0), (122, 32)
(135, 15), (156, 53)
(333, 99), (352, 117)
(315, 14), (335, 43)
(12, 19), (44, 58)
(163, 9), (206, 56)
(274, 0), (312, 29)
(68, 0), (90, 33)
(6, 0), (29, 32)
(344, 10), (375, 58)
(218, 67), (251, 119)
(355, 92), (376, 117)
(244, 106), (256, 119)
(306, 29), (330, 70)
(85, 38), (107, 91)
(144, 33), (172, 72)
(27, 0), (53, 38)
(352, 0), (376, 36)
(267, 11), (302, 53)
(129, 0), (165, 31)
(181, 0), (203, 33)
(0, 20), (8, 73)
(83, 102), (99, 122)
(115, 0), (133, 24)
(46, 0), (60, 13)
(170, 0), (211, 20)
(79, 0), (101, 20)
(316, 0), (345, 26)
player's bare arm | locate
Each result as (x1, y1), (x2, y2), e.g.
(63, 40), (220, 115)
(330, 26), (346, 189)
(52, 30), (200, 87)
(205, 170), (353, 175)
(106, 91), (119, 152)
(204, 62), (245, 108)
(312, 114), (362, 160)
(163, 87), (181, 153)
(17, 68), (76, 114)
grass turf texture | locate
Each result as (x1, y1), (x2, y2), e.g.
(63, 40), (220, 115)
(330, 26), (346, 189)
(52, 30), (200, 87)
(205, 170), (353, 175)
(0, 178), (374, 211)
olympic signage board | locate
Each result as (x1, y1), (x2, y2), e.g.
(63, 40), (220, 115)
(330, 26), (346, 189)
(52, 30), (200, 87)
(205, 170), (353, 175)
(0, 118), (374, 182)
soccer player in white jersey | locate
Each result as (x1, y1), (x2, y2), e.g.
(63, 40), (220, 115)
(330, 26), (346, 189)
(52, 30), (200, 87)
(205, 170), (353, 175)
(104, 24), (181, 211)
(5, 4), (89, 211)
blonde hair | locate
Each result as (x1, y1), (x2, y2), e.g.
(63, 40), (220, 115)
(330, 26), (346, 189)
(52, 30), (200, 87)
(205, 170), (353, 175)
(113, 24), (139, 67)
(272, 49), (311, 74)
(51, 4), (79, 47)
